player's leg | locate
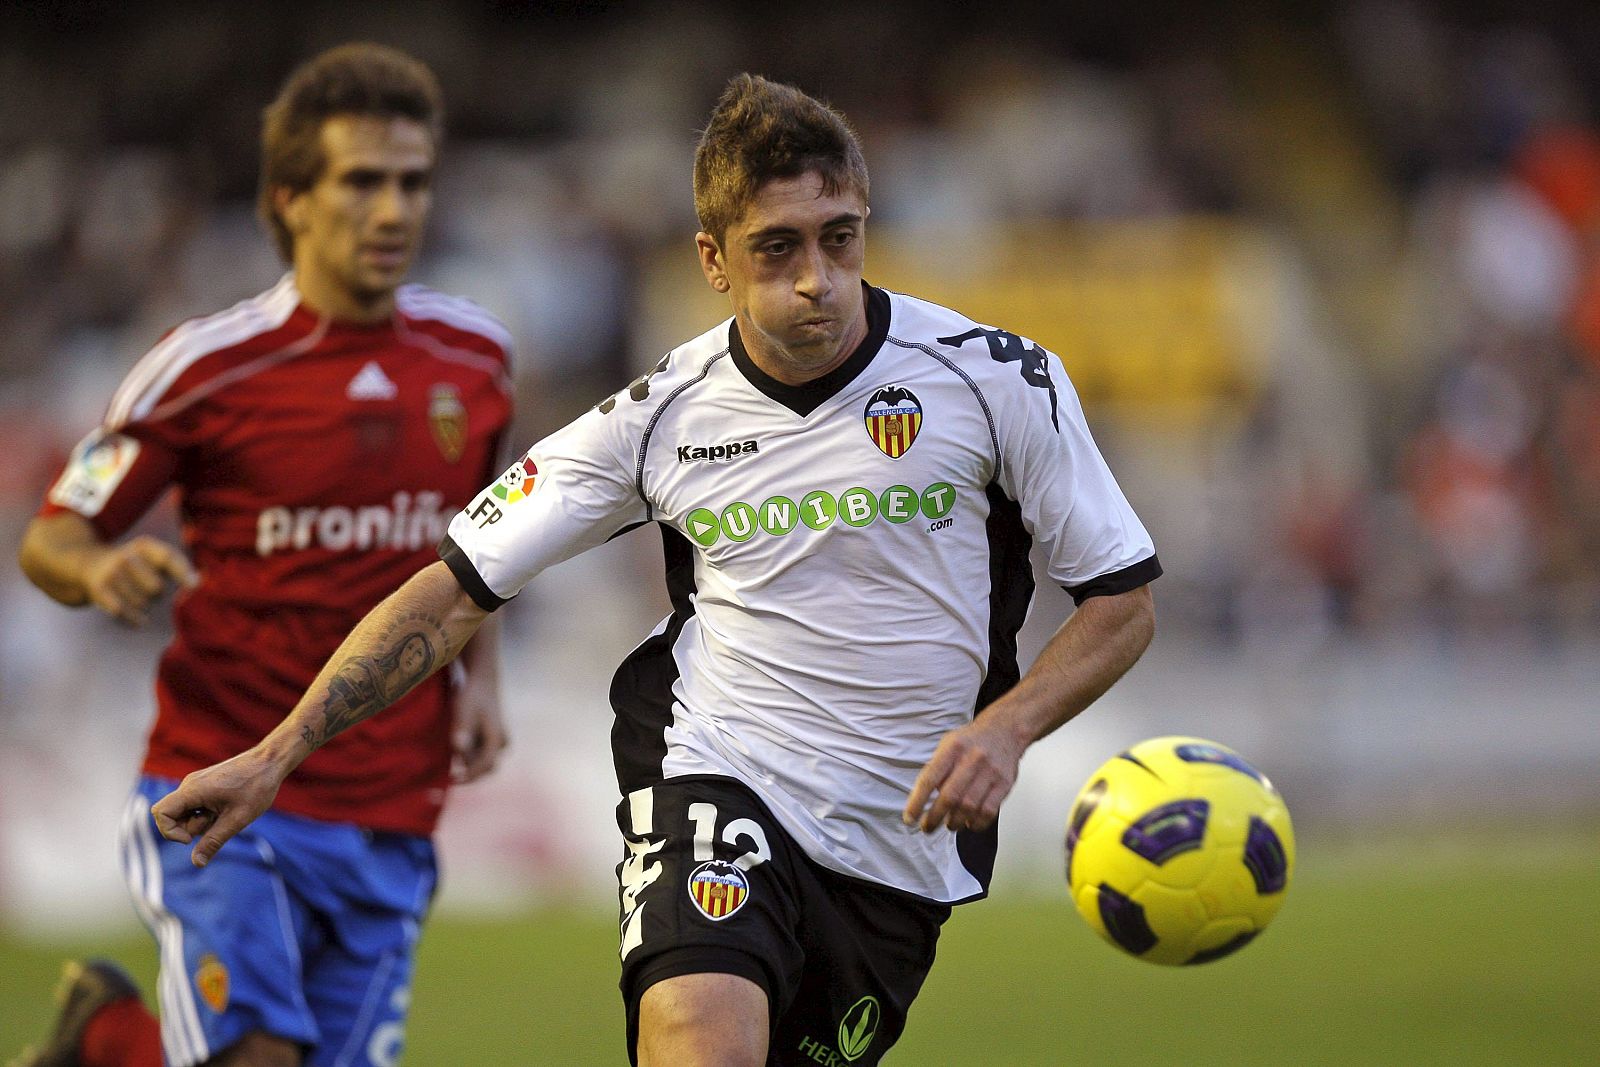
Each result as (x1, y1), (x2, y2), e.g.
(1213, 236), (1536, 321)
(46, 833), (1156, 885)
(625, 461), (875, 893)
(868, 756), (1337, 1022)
(637, 972), (767, 1067)
(767, 864), (950, 1067)
(617, 778), (808, 1067)
(7, 957), (159, 1067)
(119, 779), (319, 1067)
(288, 827), (437, 1067)
(203, 1033), (302, 1067)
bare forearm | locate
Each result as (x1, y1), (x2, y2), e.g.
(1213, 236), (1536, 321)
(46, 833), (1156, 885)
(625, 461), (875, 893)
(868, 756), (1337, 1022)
(18, 513), (105, 606)
(257, 561), (489, 776)
(457, 603), (502, 693)
(988, 584), (1156, 749)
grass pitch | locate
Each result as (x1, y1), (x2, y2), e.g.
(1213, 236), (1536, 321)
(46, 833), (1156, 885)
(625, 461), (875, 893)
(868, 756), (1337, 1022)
(2, 835), (1595, 1065)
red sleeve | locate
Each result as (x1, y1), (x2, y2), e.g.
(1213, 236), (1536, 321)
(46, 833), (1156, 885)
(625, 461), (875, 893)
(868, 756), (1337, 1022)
(39, 425), (181, 540)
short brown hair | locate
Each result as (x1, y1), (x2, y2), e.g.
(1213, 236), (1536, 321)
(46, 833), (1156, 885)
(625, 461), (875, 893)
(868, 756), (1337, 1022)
(693, 74), (869, 244)
(257, 43), (443, 262)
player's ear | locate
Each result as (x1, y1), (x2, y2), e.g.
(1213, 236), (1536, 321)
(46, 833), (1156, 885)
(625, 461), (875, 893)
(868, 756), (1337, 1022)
(696, 231), (730, 294)
(275, 186), (309, 237)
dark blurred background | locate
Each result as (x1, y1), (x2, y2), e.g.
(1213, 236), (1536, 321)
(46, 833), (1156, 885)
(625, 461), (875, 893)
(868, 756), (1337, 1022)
(2, 0), (1597, 932)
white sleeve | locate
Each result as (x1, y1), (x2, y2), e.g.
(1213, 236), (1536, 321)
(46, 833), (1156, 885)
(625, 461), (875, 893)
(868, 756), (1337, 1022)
(991, 342), (1160, 602)
(441, 402), (648, 608)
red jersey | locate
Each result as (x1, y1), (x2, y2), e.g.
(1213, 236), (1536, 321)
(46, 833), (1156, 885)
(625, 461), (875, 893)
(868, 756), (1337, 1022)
(41, 275), (514, 835)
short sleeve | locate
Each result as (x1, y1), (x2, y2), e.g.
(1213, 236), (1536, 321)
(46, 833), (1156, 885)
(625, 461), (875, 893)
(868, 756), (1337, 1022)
(39, 327), (199, 538)
(990, 343), (1160, 603)
(441, 401), (648, 610)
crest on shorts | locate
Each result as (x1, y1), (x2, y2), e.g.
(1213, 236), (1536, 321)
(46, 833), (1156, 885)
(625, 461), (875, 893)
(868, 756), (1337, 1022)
(686, 859), (749, 921)
(429, 383), (467, 462)
(195, 953), (229, 1013)
(490, 454), (538, 505)
(863, 385), (922, 459)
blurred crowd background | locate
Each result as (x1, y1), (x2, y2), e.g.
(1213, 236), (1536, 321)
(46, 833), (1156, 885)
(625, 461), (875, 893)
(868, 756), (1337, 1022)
(2, 0), (1597, 932)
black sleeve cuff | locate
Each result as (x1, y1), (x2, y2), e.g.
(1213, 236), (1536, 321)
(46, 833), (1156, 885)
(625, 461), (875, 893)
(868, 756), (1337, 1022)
(438, 534), (512, 613)
(1062, 553), (1162, 606)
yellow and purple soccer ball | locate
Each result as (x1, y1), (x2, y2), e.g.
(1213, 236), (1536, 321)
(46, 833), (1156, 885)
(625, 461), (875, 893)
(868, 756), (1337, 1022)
(1064, 736), (1295, 966)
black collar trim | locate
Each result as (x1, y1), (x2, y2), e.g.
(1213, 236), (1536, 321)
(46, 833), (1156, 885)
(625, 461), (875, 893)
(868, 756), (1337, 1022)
(728, 284), (890, 417)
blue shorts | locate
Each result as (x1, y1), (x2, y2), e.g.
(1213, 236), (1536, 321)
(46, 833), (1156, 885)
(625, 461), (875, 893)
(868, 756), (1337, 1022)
(117, 777), (437, 1067)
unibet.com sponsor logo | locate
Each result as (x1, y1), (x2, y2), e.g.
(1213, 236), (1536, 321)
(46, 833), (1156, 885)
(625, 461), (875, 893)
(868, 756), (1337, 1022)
(684, 483), (955, 547)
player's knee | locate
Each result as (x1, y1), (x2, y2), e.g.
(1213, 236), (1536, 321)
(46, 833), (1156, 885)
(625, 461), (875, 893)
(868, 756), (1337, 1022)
(207, 1031), (302, 1067)
(639, 972), (767, 1067)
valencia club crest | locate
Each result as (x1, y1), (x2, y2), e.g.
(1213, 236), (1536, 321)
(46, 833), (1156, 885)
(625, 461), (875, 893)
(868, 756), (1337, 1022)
(687, 860), (750, 921)
(864, 385), (922, 459)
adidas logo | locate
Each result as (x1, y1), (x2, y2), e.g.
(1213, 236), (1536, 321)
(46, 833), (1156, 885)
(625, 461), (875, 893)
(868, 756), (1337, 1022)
(347, 361), (398, 401)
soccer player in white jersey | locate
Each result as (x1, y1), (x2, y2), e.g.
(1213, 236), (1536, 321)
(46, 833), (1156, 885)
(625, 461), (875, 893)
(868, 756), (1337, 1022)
(151, 74), (1160, 1065)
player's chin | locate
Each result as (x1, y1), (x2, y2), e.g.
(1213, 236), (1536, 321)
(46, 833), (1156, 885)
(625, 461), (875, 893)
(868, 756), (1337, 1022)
(349, 267), (407, 301)
(781, 326), (841, 357)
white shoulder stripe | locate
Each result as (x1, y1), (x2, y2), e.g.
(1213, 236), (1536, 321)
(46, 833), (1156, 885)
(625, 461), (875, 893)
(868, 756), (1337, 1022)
(395, 316), (513, 393)
(107, 276), (300, 429)
(397, 285), (515, 355)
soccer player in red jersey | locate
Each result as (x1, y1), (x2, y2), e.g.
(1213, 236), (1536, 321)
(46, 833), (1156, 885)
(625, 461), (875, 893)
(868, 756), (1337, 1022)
(13, 44), (513, 1067)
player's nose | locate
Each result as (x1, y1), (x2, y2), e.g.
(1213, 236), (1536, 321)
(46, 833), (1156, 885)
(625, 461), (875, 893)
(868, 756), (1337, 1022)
(794, 242), (832, 301)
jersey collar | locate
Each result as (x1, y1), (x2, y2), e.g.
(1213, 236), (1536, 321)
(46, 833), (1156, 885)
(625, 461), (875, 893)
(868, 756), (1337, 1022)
(727, 284), (891, 417)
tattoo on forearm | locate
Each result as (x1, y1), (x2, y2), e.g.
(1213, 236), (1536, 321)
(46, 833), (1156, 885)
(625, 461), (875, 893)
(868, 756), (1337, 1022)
(303, 621), (439, 750)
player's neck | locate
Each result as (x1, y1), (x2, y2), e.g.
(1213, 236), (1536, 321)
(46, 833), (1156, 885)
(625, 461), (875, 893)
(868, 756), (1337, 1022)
(741, 299), (869, 387)
(292, 268), (397, 326)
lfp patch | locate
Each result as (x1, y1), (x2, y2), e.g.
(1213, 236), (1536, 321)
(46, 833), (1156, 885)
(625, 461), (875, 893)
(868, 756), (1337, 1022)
(490, 455), (538, 504)
(864, 385), (922, 459)
(47, 429), (141, 517)
(687, 859), (749, 921)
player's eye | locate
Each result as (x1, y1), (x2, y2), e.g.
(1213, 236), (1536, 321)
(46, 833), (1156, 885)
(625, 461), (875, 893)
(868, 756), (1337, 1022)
(761, 241), (792, 257)
(345, 171), (384, 191)
(401, 171), (432, 193)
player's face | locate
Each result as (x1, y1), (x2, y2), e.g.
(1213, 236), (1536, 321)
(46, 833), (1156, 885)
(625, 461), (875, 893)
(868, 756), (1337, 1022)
(698, 171), (869, 385)
(279, 114), (434, 319)
(398, 634), (430, 676)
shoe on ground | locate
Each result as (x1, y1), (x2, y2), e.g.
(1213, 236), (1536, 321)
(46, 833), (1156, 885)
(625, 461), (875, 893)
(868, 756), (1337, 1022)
(8, 959), (141, 1067)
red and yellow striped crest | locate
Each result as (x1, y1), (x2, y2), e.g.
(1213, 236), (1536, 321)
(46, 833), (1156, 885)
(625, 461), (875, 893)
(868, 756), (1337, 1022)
(864, 385), (923, 459)
(687, 860), (750, 921)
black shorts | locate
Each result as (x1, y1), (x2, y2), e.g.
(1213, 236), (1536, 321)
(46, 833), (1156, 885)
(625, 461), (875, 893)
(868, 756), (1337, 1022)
(616, 775), (951, 1066)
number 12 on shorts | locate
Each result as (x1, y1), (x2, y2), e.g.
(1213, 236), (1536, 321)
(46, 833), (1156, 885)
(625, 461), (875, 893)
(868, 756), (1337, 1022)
(688, 801), (771, 870)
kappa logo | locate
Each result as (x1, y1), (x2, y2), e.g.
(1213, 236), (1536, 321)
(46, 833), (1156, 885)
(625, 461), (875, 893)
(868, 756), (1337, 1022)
(677, 439), (759, 463)
(347, 360), (398, 401)
(686, 859), (749, 921)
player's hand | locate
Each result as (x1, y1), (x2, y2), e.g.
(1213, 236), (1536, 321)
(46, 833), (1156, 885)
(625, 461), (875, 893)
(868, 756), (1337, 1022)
(451, 685), (509, 784)
(83, 536), (198, 626)
(150, 748), (284, 867)
(903, 718), (1026, 834)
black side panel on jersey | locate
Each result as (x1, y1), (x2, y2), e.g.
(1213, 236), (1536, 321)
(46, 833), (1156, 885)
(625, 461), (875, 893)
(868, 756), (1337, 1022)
(956, 481), (1035, 887)
(610, 523), (699, 792)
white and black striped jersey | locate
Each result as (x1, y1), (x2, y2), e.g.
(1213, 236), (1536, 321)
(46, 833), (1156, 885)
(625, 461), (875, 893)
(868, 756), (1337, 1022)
(442, 285), (1160, 902)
